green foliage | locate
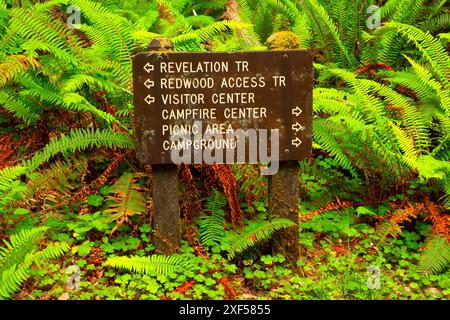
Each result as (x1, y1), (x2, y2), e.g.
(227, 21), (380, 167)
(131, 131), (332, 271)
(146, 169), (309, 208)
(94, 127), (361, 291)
(0, 0), (449, 301)
(104, 255), (187, 276)
(104, 172), (147, 219)
(67, 211), (111, 240)
(223, 218), (296, 259)
(418, 235), (449, 275)
(0, 227), (69, 299)
(198, 189), (227, 246)
(0, 129), (133, 195)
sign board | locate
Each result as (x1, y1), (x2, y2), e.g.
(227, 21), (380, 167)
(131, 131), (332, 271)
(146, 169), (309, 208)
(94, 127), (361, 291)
(133, 50), (312, 165)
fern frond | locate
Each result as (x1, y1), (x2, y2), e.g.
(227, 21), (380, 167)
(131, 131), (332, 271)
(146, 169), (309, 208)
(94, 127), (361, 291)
(198, 189), (227, 246)
(104, 255), (187, 276)
(418, 235), (449, 275)
(379, 69), (435, 102)
(403, 55), (450, 117)
(0, 263), (31, 300)
(0, 91), (40, 124)
(376, 22), (450, 88)
(0, 227), (69, 300)
(0, 166), (28, 194)
(223, 218), (295, 259)
(264, 0), (311, 48)
(185, 15), (216, 28)
(303, 0), (355, 67)
(171, 33), (203, 51)
(62, 93), (124, 127)
(25, 128), (133, 171)
(70, 0), (136, 68)
(104, 172), (146, 219)
(367, 80), (429, 151)
(232, 163), (268, 201)
(31, 242), (71, 267)
(425, 13), (450, 34)
(0, 129), (133, 194)
(0, 55), (39, 88)
(390, 122), (419, 168)
(0, 227), (47, 268)
(313, 118), (359, 177)
(195, 20), (252, 42)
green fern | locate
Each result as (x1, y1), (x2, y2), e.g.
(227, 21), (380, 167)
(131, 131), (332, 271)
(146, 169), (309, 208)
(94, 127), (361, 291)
(0, 166), (28, 194)
(0, 55), (39, 88)
(302, 0), (356, 67)
(0, 129), (133, 195)
(418, 235), (449, 275)
(0, 227), (69, 300)
(425, 13), (450, 33)
(223, 218), (296, 259)
(104, 255), (187, 276)
(104, 172), (147, 220)
(198, 189), (228, 247)
(375, 22), (450, 88)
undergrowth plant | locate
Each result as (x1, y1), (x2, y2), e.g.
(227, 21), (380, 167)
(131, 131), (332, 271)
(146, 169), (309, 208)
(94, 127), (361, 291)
(0, 0), (449, 300)
(0, 227), (69, 299)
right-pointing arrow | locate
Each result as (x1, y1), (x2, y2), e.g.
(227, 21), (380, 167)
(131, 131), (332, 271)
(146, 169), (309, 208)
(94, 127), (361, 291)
(292, 122), (306, 132)
(292, 106), (303, 116)
(292, 137), (302, 147)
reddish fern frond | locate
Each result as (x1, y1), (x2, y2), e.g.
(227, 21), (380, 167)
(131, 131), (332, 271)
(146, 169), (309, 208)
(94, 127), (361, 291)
(173, 280), (196, 297)
(212, 164), (242, 228)
(395, 85), (419, 101)
(0, 135), (17, 170)
(217, 276), (238, 299)
(424, 200), (450, 241)
(179, 164), (203, 223)
(375, 202), (423, 244)
(300, 201), (354, 222)
(356, 62), (394, 74)
(184, 224), (209, 259)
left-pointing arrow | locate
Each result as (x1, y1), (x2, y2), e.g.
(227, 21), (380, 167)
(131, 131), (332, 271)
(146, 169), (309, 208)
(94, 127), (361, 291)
(144, 79), (154, 89)
(144, 95), (155, 104)
(144, 63), (154, 73)
(292, 137), (302, 147)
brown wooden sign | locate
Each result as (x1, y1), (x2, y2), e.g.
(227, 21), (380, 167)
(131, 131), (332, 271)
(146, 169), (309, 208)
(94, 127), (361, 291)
(133, 50), (312, 165)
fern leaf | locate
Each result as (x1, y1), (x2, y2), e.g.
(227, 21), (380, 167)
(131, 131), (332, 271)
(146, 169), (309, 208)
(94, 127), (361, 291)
(0, 227), (69, 300)
(104, 173), (146, 219)
(104, 255), (187, 276)
(0, 166), (28, 194)
(303, 0), (355, 67)
(376, 22), (450, 88)
(0, 55), (39, 88)
(198, 189), (227, 246)
(0, 129), (133, 194)
(418, 235), (449, 275)
(223, 218), (295, 259)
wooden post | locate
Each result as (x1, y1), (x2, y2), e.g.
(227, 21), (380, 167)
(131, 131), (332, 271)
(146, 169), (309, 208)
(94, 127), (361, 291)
(148, 38), (180, 254)
(267, 34), (303, 263)
(268, 161), (300, 262)
(152, 164), (180, 254)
